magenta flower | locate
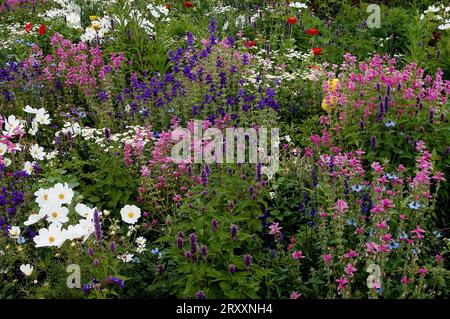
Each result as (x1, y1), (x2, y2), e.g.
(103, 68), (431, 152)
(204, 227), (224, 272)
(268, 222), (282, 235)
(333, 199), (349, 213)
(290, 291), (301, 299)
(401, 275), (408, 285)
(336, 276), (348, 291)
(435, 254), (443, 263)
(432, 171), (446, 181)
(418, 267), (428, 277)
(292, 250), (305, 260)
(323, 253), (332, 264)
(411, 225), (425, 239)
(344, 263), (357, 276)
(344, 249), (359, 259)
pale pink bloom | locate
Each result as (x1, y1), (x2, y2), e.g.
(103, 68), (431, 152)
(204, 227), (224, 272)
(290, 291), (301, 299)
(268, 222), (282, 235)
(292, 250), (305, 260)
(344, 263), (357, 276)
(333, 199), (349, 213)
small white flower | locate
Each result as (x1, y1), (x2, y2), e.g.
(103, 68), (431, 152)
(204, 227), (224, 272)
(34, 187), (52, 208)
(49, 183), (74, 205)
(33, 223), (66, 248)
(42, 204), (69, 226)
(120, 205), (141, 224)
(9, 226), (20, 239)
(20, 264), (33, 276)
(0, 143), (7, 156)
(29, 144), (46, 161)
(75, 203), (95, 219)
(23, 161), (35, 175)
(35, 110), (51, 125)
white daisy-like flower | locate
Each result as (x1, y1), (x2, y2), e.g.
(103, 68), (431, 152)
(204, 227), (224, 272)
(9, 226), (20, 239)
(42, 204), (69, 226)
(34, 187), (52, 208)
(20, 264), (33, 276)
(75, 203), (95, 219)
(23, 161), (35, 175)
(35, 110), (51, 125)
(0, 142), (7, 156)
(49, 183), (74, 205)
(33, 223), (66, 248)
(120, 205), (141, 224)
(29, 144), (46, 161)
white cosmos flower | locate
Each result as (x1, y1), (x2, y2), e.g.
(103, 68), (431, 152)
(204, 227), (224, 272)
(34, 187), (53, 208)
(438, 23), (450, 30)
(24, 209), (47, 226)
(4, 115), (25, 136)
(23, 161), (35, 175)
(29, 144), (46, 161)
(120, 204), (141, 224)
(9, 226), (20, 238)
(78, 218), (95, 242)
(24, 105), (40, 114)
(20, 264), (33, 276)
(33, 223), (66, 248)
(42, 204), (69, 226)
(0, 142), (7, 156)
(75, 203), (95, 219)
(63, 223), (85, 241)
(28, 120), (39, 136)
(49, 183), (74, 205)
(35, 110), (51, 125)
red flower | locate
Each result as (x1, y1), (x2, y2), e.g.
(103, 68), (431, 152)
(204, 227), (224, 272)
(183, 1), (193, 7)
(312, 47), (322, 56)
(25, 22), (32, 32)
(243, 39), (255, 48)
(287, 17), (298, 25)
(38, 24), (46, 36)
(306, 28), (319, 35)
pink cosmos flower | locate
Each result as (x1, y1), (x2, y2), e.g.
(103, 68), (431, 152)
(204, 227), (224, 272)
(344, 263), (357, 276)
(411, 225), (425, 239)
(268, 222), (282, 235)
(333, 199), (349, 213)
(401, 276), (408, 285)
(336, 276), (348, 291)
(418, 267), (428, 277)
(292, 250), (305, 260)
(290, 291), (301, 299)
(344, 249), (359, 258)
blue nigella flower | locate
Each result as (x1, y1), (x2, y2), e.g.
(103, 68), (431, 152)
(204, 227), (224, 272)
(375, 287), (383, 294)
(432, 230), (442, 238)
(385, 121), (396, 127)
(400, 232), (409, 240)
(151, 248), (159, 255)
(346, 219), (357, 227)
(385, 173), (398, 180)
(16, 236), (26, 244)
(351, 185), (363, 192)
(408, 201), (421, 210)
(388, 241), (399, 250)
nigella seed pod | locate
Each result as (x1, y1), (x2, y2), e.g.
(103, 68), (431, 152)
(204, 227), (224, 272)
(360, 120), (365, 130)
(104, 127), (110, 140)
(230, 224), (238, 241)
(444, 147), (450, 158)
(244, 254), (253, 268)
(109, 241), (116, 252)
(177, 237), (184, 250)
(189, 233), (198, 254)
(228, 264), (237, 274)
(370, 135), (377, 150)
(211, 219), (218, 232)
(201, 245), (208, 257)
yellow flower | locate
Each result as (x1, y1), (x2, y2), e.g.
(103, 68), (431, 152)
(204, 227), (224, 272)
(89, 15), (98, 21)
(321, 78), (339, 112)
(91, 21), (101, 30)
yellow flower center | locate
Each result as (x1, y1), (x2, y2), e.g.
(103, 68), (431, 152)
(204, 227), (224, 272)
(44, 194), (48, 200)
(128, 212), (134, 218)
(51, 212), (58, 218)
(59, 194), (65, 200)
(49, 236), (55, 243)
